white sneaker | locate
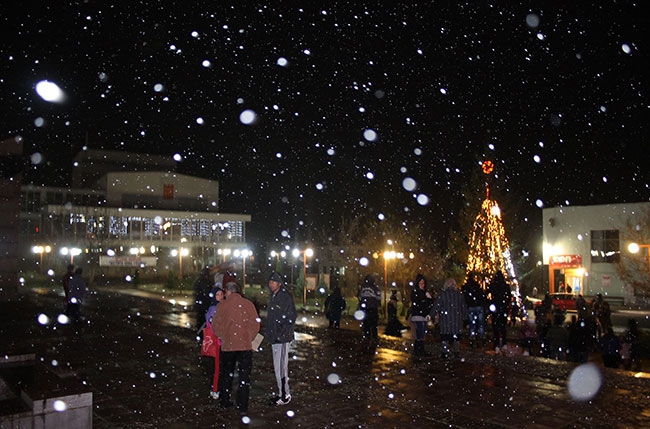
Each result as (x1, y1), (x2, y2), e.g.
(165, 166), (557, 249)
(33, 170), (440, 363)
(209, 391), (219, 400)
(276, 394), (291, 405)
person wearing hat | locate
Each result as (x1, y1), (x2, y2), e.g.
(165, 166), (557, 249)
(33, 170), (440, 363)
(266, 272), (297, 406)
(212, 281), (260, 414)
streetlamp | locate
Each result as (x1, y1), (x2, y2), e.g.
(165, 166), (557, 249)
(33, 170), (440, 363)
(171, 247), (189, 284)
(234, 249), (251, 291)
(383, 250), (396, 316)
(271, 250), (286, 273)
(218, 248), (232, 263)
(293, 248), (313, 306)
(628, 242), (650, 275)
(60, 247), (82, 265)
(32, 245), (51, 274)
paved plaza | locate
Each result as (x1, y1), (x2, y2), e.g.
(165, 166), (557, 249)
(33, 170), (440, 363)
(2, 284), (650, 428)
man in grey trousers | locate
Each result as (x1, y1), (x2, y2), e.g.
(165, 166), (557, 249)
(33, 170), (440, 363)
(266, 272), (297, 406)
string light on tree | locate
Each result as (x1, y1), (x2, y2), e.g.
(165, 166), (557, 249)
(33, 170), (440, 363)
(466, 161), (520, 301)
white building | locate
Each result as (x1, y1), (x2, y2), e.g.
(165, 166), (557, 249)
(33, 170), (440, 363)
(20, 149), (251, 280)
(542, 201), (650, 304)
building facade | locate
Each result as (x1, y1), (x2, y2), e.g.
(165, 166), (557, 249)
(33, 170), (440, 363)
(20, 149), (251, 281)
(542, 201), (650, 304)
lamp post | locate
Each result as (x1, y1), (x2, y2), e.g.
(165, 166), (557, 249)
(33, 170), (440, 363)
(60, 247), (82, 265)
(628, 242), (650, 276)
(172, 247), (189, 289)
(32, 245), (51, 274)
(383, 250), (396, 317)
(293, 248), (313, 306)
(234, 249), (251, 291)
(271, 250), (286, 273)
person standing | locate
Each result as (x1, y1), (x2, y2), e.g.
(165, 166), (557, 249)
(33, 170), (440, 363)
(212, 281), (260, 414)
(431, 278), (468, 358)
(567, 315), (591, 363)
(488, 270), (511, 352)
(593, 293), (612, 338)
(410, 274), (434, 356)
(267, 272), (297, 406)
(67, 268), (87, 323)
(358, 275), (381, 340)
(461, 272), (487, 348)
(193, 267), (213, 332)
(324, 286), (346, 329)
(205, 287), (224, 400)
(384, 291), (405, 337)
(61, 264), (75, 311)
(599, 327), (622, 369)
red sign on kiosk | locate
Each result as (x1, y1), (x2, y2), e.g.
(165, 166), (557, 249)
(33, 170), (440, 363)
(550, 254), (582, 267)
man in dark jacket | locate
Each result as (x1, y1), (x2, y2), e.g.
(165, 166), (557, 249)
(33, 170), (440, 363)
(267, 272), (297, 406)
(358, 275), (381, 340)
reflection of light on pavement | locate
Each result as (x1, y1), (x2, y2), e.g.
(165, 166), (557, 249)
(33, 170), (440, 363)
(294, 332), (317, 342)
(634, 372), (650, 379)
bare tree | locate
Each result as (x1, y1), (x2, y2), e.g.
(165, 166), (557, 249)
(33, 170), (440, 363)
(615, 207), (650, 297)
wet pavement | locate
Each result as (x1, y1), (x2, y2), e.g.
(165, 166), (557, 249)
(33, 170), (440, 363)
(2, 284), (650, 428)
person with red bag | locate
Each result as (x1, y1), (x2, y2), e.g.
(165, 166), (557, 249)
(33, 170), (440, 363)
(201, 287), (224, 399)
(212, 281), (260, 414)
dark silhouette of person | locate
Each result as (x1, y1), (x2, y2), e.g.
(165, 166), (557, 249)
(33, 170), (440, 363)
(599, 327), (622, 368)
(324, 286), (346, 328)
(488, 271), (511, 352)
(567, 315), (591, 363)
(384, 291), (405, 337)
(358, 275), (381, 340)
(461, 272), (487, 348)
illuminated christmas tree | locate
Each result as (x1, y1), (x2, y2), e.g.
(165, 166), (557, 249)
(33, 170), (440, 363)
(466, 161), (520, 297)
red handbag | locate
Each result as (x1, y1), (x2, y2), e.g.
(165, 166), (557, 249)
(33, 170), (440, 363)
(201, 325), (220, 357)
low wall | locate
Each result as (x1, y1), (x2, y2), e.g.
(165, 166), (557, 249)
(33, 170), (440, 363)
(0, 354), (92, 429)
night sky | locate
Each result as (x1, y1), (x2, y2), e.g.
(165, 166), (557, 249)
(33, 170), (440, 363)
(2, 2), (648, 251)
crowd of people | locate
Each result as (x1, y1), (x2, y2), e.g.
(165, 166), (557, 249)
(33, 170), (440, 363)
(348, 271), (643, 369)
(189, 265), (643, 416)
(532, 291), (641, 370)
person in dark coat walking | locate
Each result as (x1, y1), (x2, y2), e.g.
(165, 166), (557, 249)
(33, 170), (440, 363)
(487, 270), (511, 352)
(431, 278), (468, 358)
(324, 286), (346, 329)
(410, 274), (434, 356)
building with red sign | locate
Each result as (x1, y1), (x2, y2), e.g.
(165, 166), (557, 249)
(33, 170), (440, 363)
(542, 201), (650, 305)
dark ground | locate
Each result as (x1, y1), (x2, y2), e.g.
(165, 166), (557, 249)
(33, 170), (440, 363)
(2, 284), (650, 428)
